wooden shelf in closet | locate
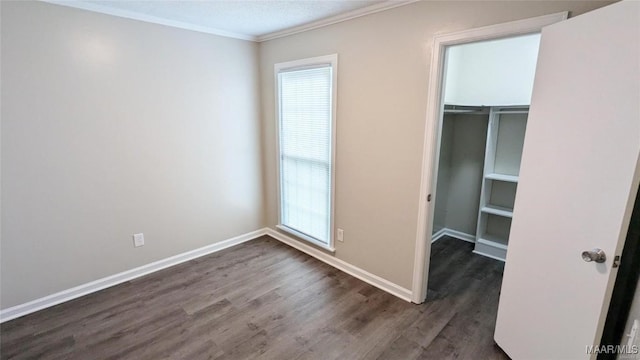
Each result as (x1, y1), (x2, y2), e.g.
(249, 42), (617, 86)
(481, 204), (514, 218)
(485, 173), (519, 183)
(477, 234), (509, 250)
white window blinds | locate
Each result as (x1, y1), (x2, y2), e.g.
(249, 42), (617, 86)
(278, 64), (334, 245)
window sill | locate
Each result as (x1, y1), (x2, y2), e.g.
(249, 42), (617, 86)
(276, 225), (336, 253)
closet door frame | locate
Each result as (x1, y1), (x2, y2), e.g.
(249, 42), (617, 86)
(411, 12), (567, 304)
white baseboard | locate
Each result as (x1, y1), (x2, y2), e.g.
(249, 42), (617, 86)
(266, 228), (413, 302)
(431, 228), (475, 244)
(2, 226), (415, 323)
(431, 228), (447, 242)
(0, 228), (269, 323)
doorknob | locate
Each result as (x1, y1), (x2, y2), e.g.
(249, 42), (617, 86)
(582, 248), (606, 263)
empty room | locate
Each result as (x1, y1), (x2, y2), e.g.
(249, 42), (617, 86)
(1, 0), (639, 359)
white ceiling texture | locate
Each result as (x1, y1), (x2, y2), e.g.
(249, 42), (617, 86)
(45, 0), (417, 41)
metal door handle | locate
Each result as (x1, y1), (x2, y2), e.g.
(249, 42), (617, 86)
(582, 248), (606, 263)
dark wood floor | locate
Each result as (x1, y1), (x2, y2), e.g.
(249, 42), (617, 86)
(0, 236), (509, 360)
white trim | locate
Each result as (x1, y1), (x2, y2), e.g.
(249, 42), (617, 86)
(0, 228), (268, 323)
(266, 228), (413, 302)
(41, 0), (257, 41)
(257, 0), (419, 42)
(1, 226), (414, 323)
(429, 11), (567, 46)
(431, 228), (475, 244)
(431, 228), (447, 243)
(274, 54), (338, 251)
(274, 54), (338, 73)
(411, 11), (569, 304)
(276, 224), (335, 253)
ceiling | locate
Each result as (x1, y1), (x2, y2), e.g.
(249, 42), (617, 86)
(47, 0), (415, 42)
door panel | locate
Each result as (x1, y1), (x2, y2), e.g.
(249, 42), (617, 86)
(494, 2), (640, 359)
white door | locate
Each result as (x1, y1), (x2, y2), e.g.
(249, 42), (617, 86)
(494, 2), (640, 359)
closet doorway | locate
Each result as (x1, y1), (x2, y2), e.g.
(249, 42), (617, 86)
(427, 36), (534, 304)
(411, 13), (568, 304)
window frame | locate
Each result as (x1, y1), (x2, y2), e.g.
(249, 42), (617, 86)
(274, 54), (338, 252)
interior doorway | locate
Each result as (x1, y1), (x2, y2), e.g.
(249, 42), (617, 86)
(431, 31), (538, 262)
(411, 12), (568, 304)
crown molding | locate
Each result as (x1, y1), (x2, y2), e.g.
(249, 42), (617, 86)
(256, 0), (420, 42)
(41, 0), (419, 43)
(41, 0), (258, 42)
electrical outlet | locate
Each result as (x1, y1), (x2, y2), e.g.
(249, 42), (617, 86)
(337, 228), (344, 242)
(133, 233), (144, 247)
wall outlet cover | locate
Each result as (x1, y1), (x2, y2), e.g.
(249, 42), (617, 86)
(133, 233), (144, 247)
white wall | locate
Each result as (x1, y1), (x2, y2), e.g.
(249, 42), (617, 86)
(444, 114), (488, 235)
(433, 114), (488, 237)
(433, 115), (454, 234)
(259, 0), (612, 290)
(1, 1), (263, 308)
(444, 33), (541, 106)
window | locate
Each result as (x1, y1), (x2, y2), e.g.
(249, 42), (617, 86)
(275, 54), (337, 250)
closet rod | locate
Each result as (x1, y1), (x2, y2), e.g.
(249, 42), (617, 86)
(443, 105), (490, 115)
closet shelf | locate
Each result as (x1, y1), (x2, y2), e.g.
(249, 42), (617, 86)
(494, 110), (529, 115)
(493, 107), (530, 115)
(481, 204), (513, 218)
(485, 173), (519, 183)
(477, 235), (509, 250)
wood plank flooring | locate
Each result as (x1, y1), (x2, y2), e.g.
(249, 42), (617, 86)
(0, 236), (509, 359)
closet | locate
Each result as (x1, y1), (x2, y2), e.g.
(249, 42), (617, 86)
(431, 33), (538, 262)
(474, 106), (528, 260)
